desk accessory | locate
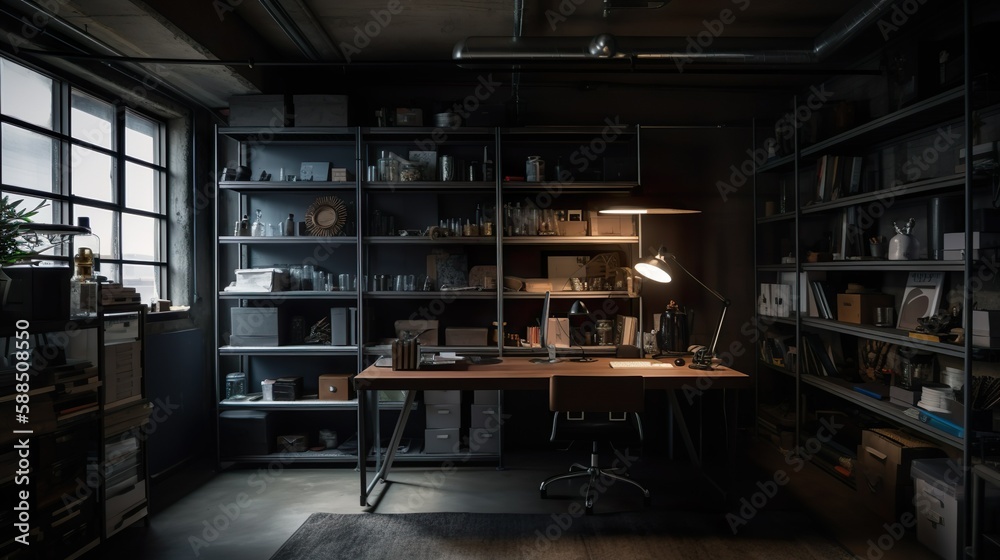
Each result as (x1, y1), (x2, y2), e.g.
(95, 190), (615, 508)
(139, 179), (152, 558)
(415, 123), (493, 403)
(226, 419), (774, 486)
(634, 245), (730, 371)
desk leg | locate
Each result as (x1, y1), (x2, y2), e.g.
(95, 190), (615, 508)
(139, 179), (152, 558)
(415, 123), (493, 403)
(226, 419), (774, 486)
(371, 391), (416, 489)
(358, 389), (369, 506)
(669, 390), (701, 467)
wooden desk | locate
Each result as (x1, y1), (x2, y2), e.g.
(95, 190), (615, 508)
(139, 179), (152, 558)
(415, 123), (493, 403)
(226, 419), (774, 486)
(354, 357), (750, 506)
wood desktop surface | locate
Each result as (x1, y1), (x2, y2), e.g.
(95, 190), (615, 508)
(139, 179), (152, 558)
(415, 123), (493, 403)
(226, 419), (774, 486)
(355, 357), (750, 391)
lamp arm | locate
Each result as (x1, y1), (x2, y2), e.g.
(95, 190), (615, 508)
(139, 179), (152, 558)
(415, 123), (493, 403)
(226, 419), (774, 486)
(666, 253), (728, 304)
(706, 301), (730, 360)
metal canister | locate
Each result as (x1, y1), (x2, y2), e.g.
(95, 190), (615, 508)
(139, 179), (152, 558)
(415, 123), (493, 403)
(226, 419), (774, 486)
(526, 156), (544, 182)
(439, 155), (455, 181)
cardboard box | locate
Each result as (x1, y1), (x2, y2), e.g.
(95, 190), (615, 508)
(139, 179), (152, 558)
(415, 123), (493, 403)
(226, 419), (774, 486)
(292, 94), (348, 126)
(587, 213), (636, 236)
(318, 374), (355, 401)
(229, 94), (287, 127)
(856, 429), (945, 522)
(836, 293), (894, 325)
(425, 404), (461, 428)
(445, 327), (488, 346)
(424, 428), (460, 453)
(557, 221), (588, 236)
(230, 307), (285, 346)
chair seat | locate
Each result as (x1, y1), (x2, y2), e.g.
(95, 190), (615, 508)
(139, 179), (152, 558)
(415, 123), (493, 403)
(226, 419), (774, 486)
(550, 411), (643, 443)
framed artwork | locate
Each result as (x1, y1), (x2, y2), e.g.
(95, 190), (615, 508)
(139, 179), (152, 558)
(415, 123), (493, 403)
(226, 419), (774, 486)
(897, 272), (944, 331)
(299, 161), (331, 182)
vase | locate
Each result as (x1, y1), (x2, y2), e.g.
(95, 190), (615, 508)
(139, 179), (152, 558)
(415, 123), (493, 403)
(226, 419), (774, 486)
(888, 233), (919, 260)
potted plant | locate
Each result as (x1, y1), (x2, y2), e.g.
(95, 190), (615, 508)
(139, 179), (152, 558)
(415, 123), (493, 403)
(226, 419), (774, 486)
(0, 195), (45, 305)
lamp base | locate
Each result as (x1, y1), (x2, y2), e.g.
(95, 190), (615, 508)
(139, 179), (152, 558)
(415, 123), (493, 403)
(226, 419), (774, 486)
(571, 357), (597, 363)
(530, 357), (562, 364)
(688, 362), (715, 370)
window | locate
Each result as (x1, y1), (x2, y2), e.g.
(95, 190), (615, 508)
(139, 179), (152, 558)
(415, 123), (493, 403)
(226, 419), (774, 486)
(1, 57), (168, 305)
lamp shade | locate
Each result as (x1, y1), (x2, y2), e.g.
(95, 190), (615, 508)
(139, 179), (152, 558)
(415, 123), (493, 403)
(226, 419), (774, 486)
(568, 300), (590, 316)
(635, 248), (672, 283)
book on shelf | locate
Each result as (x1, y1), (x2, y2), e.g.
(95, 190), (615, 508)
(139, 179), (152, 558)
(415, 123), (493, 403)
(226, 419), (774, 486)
(815, 155), (829, 203)
(811, 280), (833, 319)
(826, 155), (841, 200)
(847, 156), (863, 195)
(615, 314), (638, 346)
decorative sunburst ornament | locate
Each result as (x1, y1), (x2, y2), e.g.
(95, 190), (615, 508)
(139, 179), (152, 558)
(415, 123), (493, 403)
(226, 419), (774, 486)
(305, 196), (347, 236)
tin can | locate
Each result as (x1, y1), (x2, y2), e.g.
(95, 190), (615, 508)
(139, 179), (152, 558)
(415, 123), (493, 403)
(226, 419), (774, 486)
(526, 156), (544, 182)
(439, 155), (455, 181)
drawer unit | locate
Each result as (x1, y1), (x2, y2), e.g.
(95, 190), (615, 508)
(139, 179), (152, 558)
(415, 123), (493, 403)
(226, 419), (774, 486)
(470, 404), (500, 429)
(468, 428), (500, 454)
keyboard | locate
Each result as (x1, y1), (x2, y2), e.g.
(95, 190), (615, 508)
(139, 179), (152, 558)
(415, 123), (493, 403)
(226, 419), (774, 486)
(609, 360), (673, 369)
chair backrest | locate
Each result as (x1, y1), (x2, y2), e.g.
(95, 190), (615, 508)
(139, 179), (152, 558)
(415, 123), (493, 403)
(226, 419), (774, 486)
(549, 375), (645, 413)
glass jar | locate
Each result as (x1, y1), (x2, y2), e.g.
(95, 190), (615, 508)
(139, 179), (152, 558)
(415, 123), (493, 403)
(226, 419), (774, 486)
(400, 162), (422, 182)
(596, 320), (613, 345)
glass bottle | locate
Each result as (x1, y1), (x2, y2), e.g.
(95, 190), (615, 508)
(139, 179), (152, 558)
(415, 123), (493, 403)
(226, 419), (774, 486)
(251, 209), (265, 237)
(284, 213), (295, 236)
(70, 217), (99, 318)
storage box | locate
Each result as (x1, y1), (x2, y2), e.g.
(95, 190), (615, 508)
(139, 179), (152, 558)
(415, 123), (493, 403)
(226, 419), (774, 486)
(445, 327), (488, 346)
(277, 434), (307, 453)
(942, 232), (1000, 260)
(0, 265), (71, 323)
(470, 404), (500, 429)
(424, 390), (460, 405)
(219, 410), (274, 456)
(856, 428), (946, 521)
(230, 307), (285, 346)
(234, 268), (287, 292)
(468, 428), (500, 454)
(104, 312), (141, 343)
(557, 221), (588, 236)
(318, 374), (355, 401)
(292, 94), (348, 127)
(229, 94), (288, 127)
(910, 458), (970, 560)
(474, 390), (499, 405)
(587, 213), (636, 236)
(272, 376), (303, 401)
(425, 404), (461, 429)
(836, 293), (894, 325)
(424, 428), (460, 453)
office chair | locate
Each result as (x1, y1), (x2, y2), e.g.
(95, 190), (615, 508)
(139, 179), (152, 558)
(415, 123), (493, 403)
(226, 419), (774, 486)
(539, 374), (651, 514)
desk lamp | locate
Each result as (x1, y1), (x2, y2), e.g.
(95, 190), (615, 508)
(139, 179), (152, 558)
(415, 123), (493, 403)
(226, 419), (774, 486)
(635, 246), (730, 370)
(567, 299), (596, 363)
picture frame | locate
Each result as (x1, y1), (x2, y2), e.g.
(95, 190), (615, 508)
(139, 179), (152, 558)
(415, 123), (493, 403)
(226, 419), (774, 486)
(299, 161), (331, 182)
(897, 271), (945, 331)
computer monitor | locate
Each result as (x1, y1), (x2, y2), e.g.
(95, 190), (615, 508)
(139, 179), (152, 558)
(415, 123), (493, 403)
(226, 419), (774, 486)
(530, 291), (559, 363)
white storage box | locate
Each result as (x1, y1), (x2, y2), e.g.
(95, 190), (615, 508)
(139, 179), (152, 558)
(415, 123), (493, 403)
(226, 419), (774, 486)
(424, 428), (459, 453)
(424, 390), (460, 405)
(942, 232), (1000, 260)
(425, 403), (460, 429)
(232, 268), (288, 292)
(468, 428), (500, 454)
(474, 390), (499, 405)
(470, 404), (500, 429)
(910, 459), (967, 560)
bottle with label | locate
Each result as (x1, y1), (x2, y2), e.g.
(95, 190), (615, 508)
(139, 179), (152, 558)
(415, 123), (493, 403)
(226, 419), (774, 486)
(70, 217), (99, 317)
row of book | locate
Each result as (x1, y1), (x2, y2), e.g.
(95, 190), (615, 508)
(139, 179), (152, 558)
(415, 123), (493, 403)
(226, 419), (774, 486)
(759, 273), (835, 319)
(812, 154), (864, 204)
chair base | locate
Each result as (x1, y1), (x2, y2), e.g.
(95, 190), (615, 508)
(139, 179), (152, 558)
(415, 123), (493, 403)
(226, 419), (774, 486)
(539, 441), (651, 515)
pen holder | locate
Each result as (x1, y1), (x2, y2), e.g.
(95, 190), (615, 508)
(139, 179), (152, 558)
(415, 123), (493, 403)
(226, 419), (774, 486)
(391, 338), (420, 370)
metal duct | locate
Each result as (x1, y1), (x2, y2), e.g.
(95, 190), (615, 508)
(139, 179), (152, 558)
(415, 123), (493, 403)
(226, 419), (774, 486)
(454, 0), (900, 64)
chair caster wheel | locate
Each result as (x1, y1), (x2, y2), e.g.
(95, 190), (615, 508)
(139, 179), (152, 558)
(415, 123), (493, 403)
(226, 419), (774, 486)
(643, 495), (652, 507)
(585, 504), (594, 515)
(540, 488), (547, 499)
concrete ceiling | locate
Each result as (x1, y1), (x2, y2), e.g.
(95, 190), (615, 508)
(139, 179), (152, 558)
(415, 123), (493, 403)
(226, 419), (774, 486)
(0, 0), (956, 116)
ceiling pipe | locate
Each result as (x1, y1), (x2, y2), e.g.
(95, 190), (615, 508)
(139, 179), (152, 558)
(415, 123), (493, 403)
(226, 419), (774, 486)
(454, 0), (900, 64)
(257, 0), (322, 60)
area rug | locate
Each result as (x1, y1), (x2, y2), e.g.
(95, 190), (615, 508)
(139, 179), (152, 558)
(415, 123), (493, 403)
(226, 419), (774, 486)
(269, 511), (854, 560)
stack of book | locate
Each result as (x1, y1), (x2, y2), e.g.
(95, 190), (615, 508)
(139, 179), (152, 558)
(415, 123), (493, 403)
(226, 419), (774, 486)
(101, 283), (141, 305)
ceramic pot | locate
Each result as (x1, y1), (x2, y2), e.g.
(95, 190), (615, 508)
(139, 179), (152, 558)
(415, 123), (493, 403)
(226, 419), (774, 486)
(888, 233), (919, 260)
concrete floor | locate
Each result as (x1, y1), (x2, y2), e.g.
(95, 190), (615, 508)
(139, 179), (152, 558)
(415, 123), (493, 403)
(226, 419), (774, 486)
(87, 440), (944, 560)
